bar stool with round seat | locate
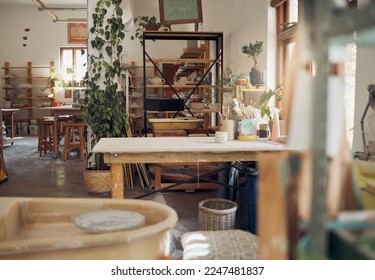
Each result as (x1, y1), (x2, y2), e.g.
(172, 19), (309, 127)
(38, 117), (56, 157)
(61, 121), (87, 161)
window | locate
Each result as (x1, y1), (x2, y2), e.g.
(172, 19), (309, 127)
(59, 47), (87, 85)
(275, 0), (299, 87)
(275, 0), (358, 147)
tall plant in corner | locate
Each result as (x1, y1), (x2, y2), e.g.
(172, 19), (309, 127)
(82, 0), (128, 170)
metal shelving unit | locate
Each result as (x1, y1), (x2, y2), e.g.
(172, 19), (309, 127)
(142, 31), (224, 135)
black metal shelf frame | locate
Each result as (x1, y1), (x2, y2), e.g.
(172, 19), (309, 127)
(142, 31), (224, 136)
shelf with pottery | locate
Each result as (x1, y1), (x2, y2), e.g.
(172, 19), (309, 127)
(139, 31), (224, 190)
(1, 76), (50, 81)
(123, 61), (159, 114)
(146, 58), (215, 64)
(146, 57), (213, 79)
(144, 84), (214, 89)
(235, 85), (267, 106)
(2, 61), (55, 122)
(142, 31), (223, 137)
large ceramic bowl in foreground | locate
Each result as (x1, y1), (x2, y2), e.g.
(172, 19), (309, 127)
(0, 197), (177, 260)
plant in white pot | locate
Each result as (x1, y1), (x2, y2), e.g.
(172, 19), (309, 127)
(81, 0), (128, 193)
(257, 85), (283, 138)
(241, 41), (264, 87)
(258, 85), (283, 121)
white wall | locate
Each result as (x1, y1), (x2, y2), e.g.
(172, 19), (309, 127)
(0, 4), (86, 98)
(1, 1), (276, 98)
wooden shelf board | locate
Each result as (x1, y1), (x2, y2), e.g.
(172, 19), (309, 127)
(147, 58), (216, 63)
(145, 84), (213, 88)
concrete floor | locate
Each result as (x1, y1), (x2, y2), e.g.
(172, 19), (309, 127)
(0, 136), (217, 231)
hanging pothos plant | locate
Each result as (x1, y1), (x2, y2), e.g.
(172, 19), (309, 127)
(81, 0), (128, 170)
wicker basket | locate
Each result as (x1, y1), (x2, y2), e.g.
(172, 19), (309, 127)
(198, 198), (238, 230)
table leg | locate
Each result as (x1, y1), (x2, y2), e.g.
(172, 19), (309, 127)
(258, 152), (288, 260)
(53, 117), (59, 157)
(10, 113), (14, 140)
(111, 163), (124, 198)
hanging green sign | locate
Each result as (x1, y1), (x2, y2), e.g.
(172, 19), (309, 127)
(159, 0), (203, 25)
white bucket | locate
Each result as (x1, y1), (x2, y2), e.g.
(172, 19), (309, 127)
(29, 124), (39, 135)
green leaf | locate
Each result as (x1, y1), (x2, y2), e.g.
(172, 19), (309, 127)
(116, 7), (123, 17)
(83, 0), (128, 169)
(258, 90), (269, 106)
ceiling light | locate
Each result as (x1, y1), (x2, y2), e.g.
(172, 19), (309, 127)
(38, 7), (87, 11)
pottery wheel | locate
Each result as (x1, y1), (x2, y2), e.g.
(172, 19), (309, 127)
(73, 210), (145, 233)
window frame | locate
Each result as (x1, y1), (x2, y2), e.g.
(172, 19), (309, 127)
(59, 47), (87, 84)
(276, 0), (299, 87)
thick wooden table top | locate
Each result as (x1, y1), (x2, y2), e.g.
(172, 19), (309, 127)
(93, 137), (288, 163)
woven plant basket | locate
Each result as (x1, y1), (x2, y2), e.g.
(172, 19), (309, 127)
(83, 169), (111, 194)
(198, 198), (238, 230)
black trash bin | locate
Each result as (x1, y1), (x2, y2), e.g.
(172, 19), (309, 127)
(237, 165), (258, 234)
(217, 161), (258, 234)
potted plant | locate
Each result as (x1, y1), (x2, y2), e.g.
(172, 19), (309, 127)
(81, 0), (128, 193)
(130, 15), (171, 45)
(230, 72), (249, 88)
(220, 67), (233, 87)
(241, 41), (264, 87)
(258, 84), (283, 121)
(226, 72), (249, 103)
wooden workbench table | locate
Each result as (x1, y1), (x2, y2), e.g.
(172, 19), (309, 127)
(93, 136), (291, 259)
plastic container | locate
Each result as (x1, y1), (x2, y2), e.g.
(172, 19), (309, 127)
(29, 124), (39, 135)
(238, 118), (257, 141)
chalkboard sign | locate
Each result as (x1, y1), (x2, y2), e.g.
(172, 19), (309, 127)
(159, 0), (203, 25)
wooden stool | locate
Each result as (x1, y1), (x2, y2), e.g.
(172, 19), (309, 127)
(61, 121), (86, 161)
(38, 117), (55, 156)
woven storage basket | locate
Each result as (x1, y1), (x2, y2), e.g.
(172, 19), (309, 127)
(198, 198), (238, 230)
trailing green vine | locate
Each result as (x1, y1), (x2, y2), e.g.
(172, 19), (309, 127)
(82, 0), (128, 170)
